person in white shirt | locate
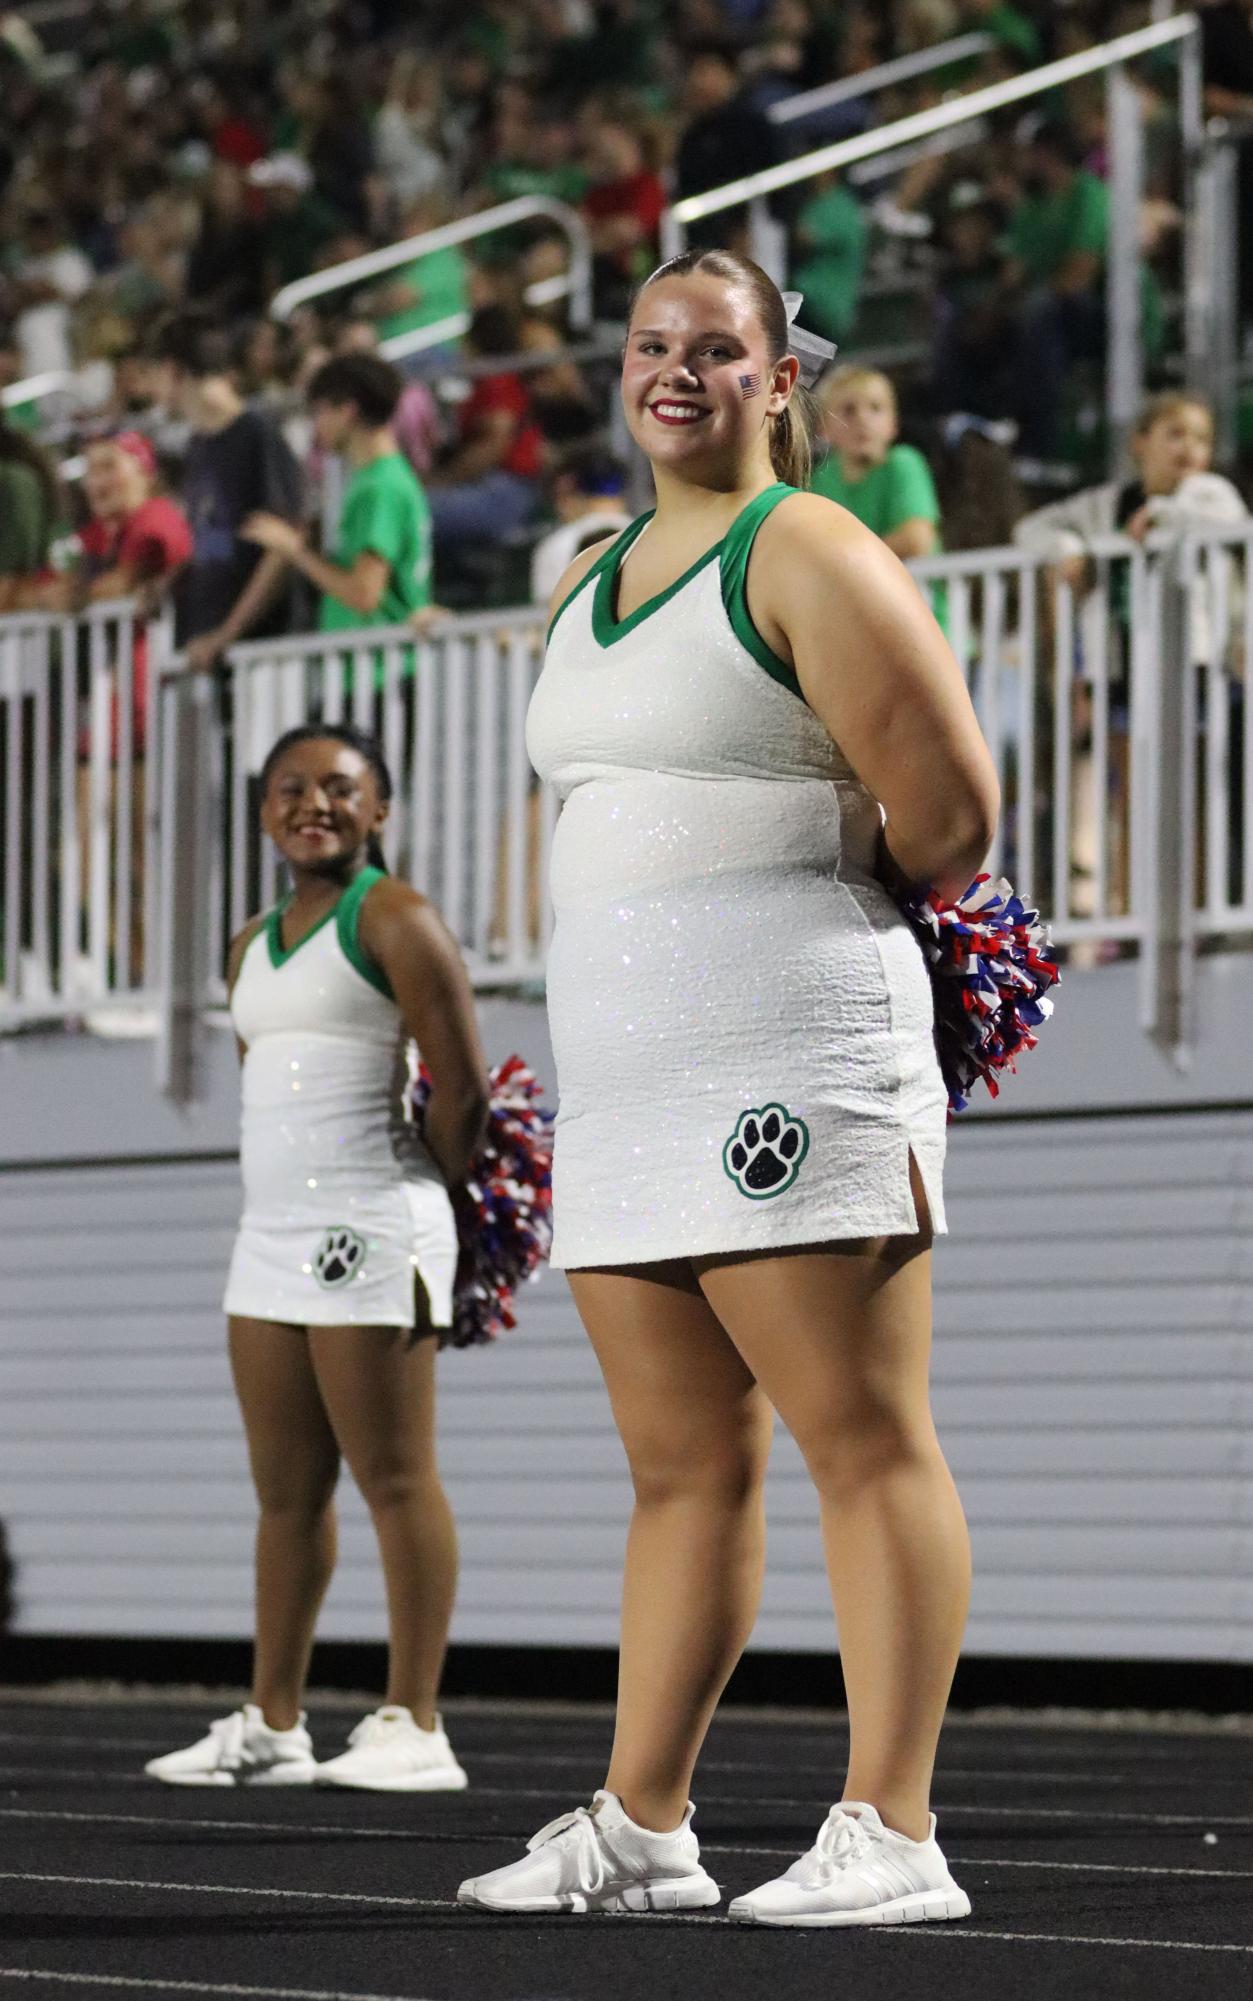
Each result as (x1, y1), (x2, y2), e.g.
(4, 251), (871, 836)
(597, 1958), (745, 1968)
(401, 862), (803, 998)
(1014, 392), (1249, 921)
(12, 208), (94, 378)
(530, 445), (632, 605)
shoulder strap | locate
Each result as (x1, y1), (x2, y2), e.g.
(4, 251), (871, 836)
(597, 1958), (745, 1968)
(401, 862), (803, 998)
(719, 484), (804, 699)
(547, 512), (652, 641)
(336, 866), (395, 1001)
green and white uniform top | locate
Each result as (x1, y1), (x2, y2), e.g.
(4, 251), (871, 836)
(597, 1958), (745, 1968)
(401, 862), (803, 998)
(525, 482), (948, 1269)
(224, 866), (455, 1329)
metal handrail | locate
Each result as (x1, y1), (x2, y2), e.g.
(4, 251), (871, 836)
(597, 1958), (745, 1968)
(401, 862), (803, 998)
(661, 13), (1198, 247)
(270, 196), (594, 337)
(767, 32), (993, 126)
(1, 370), (79, 413)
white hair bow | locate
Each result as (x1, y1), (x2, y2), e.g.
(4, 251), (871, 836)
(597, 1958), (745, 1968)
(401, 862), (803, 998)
(781, 291), (837, 388)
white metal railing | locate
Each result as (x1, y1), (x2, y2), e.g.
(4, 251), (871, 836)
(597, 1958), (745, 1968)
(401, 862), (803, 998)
(0, 601), (168, 1024)
(5, 528), (1251, 1070)
(767, 33), (993, 128)
(270, 198), (593, 364)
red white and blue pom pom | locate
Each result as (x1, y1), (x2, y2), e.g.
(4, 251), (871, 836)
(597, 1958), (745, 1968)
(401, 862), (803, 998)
(410, 1054), (554, 1347)
(902, 874), (1060, 1115)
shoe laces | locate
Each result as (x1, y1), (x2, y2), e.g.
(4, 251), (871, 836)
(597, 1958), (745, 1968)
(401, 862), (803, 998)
(525, 1804), (610, 1897)
(799, 1807), (873, 1886)
(346, 1708), (411, 1750)
(208, 1711), (249, 1771)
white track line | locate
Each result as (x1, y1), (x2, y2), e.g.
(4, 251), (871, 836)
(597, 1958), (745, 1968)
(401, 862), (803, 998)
(0, 1868), (726, 1927)
(878, 1929), (1253, 1956)
(4, 1765), (1252, 1831)
(1, 1730), (1205, 1788)
(0, 1871), (1250, 1958)
(5, 1806), (1252, 1881)
(0, 1970), (434, 2001)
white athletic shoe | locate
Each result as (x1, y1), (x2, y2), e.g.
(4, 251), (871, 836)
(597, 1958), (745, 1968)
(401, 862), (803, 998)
(314, 1706), (468, 1792)
(144, 1705), (317, 1787)
(728, 1800), (971, 1928)
(457, 1788), (721, 1915)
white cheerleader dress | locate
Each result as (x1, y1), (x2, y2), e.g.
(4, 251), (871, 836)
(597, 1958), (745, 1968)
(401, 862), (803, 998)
(525, 482), (948, 1269)
(222, 865), (457, 1329)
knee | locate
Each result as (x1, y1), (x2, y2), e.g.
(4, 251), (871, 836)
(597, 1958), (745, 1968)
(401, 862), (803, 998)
(796, 1400), (936, 1507)
(627, 1427), (769, 1514)
(356, 1458), (437, 1518)
(255, 1469), (338, 1528)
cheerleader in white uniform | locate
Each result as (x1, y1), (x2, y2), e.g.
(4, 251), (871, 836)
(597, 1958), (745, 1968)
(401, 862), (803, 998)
(147, 724), (488, 1792)
(458, 251), (1000, 1923)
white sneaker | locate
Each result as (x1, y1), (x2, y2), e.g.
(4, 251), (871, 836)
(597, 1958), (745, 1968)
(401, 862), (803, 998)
(728, 1800), (970, 1927)
(314, 1706), (468, 1792)
(144, 1705), (317, 1787)
(457, 1789), (721, 1915)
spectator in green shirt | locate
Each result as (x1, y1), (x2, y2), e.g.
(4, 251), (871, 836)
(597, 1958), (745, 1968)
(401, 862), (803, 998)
(809, 365), (942, 560)
(241, 352), (432, 635)
(0, 412), (61, 611)
(1002, 119), (1162, 456)
(809, 365), (947, 631)
(790, 170), (867, 346)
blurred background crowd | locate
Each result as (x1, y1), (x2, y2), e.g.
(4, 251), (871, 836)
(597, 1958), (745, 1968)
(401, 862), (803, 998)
(2, 0), (1253, 637)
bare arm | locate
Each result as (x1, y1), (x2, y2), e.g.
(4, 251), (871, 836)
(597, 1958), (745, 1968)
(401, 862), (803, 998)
(751, 494), (1000, 900)
(241, 513), (390, 619)
(225, 916), (264, 1063)
(359, 879), (490, 1186)
(883, 516), (937, 561)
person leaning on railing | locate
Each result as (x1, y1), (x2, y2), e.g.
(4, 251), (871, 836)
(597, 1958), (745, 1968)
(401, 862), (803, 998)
(241, 352), (435, 648)
(148, 311), (305, 675)
(1014, 390), (1250, 922)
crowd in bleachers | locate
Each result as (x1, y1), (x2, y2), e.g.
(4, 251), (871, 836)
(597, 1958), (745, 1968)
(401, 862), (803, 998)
(2, 0), (1253, 635)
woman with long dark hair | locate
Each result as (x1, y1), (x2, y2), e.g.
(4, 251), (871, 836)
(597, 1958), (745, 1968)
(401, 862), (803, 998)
(146, 723), (489, 1791)
(458, 249), (999, 1925)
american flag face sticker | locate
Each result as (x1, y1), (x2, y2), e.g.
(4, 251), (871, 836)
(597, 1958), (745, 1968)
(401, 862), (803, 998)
(739, 372), (762, 397)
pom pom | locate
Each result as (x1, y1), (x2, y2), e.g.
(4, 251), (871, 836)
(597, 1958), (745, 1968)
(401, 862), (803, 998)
(901, 874), (1060, 1116)
(410, 1055), (554, 1347)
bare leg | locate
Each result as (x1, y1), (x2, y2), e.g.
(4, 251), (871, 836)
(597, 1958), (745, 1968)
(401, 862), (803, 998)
(229, 1317), (341, 1731)
(568, 1262), (775, 1832)
(696, 1171), (970, 1843)
(311, 1311), (457, 1729)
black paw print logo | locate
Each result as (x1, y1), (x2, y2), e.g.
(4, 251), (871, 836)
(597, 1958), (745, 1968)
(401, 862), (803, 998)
(722, 1104), (810, 1199)
(313, 1226), (367, 1289)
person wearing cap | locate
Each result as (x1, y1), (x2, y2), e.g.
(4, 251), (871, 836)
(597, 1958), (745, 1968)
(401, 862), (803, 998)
(72, 430), (192, 611)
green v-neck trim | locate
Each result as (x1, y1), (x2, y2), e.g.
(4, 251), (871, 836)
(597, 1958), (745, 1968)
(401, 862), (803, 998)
(545, 519), (643, 643)
(266, 895), (339, 969)
(592, 510), (728, 646)
(265, 865), (390, 997)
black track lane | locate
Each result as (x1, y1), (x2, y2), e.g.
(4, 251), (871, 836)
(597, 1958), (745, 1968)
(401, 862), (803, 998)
(0, 1698), (1249, 2001)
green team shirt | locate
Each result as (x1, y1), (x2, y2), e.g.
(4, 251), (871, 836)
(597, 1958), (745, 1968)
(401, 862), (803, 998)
(376, 244), (468, 345)
(809, 444), (947, 634)
(1007, 170), (1108, 285)
(809, 442), (941, 541)
(318, 452), (432, 633)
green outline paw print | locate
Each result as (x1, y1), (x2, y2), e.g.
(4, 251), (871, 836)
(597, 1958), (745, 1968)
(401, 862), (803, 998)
(722, 1104), (810, 1200)
(313, 1226), (368, 1289)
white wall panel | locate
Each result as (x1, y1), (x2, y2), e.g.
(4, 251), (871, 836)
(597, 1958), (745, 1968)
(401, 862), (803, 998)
(1, 1107), (1251, 1660)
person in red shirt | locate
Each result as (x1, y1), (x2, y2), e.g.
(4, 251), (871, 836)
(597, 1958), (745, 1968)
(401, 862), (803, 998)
(61, 432), (192, 988)
(427, 306), (545, 551)
(581, 121), (666, 312)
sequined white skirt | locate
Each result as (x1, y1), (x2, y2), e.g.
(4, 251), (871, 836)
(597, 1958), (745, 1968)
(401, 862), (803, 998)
(223, 1179), (457, 1329)
(543, 772), (947, 1267)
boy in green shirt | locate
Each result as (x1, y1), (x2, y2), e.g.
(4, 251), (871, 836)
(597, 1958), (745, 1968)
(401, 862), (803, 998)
(242, 352), (432, 633)
(809, 365), (947, 632)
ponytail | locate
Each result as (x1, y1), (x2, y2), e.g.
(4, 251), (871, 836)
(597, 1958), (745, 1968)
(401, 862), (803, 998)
(366, 832), (389, 873)
(769, 385), (815, 489)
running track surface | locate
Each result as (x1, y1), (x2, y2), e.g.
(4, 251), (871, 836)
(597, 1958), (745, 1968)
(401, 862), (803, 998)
(0, 1692), (1250, 2001)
